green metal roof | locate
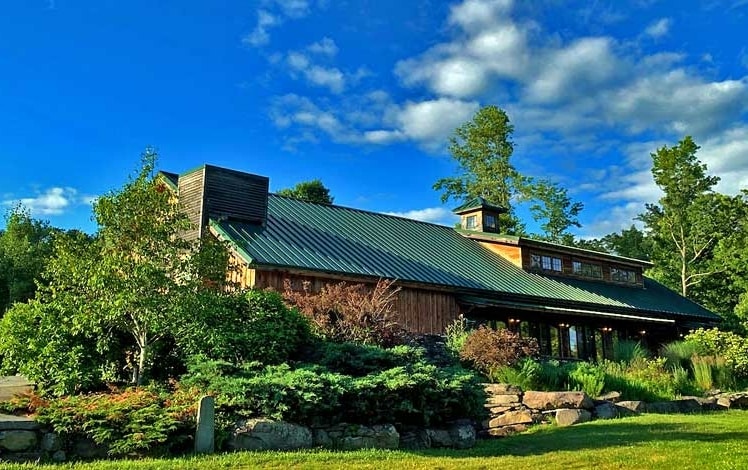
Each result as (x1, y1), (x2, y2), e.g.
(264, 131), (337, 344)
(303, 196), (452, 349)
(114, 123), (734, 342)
(212, 194), (718, 322)
(451, 196), (506, 214)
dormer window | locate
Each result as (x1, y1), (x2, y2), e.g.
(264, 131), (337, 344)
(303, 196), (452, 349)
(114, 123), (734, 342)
(531, 253), (562, 272)
(466, 215), (478, 230)
(485, 214), (497, 230)
(572, 260), (602, 279)
(611, 267), (637, 284)
(452, 197), (507, 234)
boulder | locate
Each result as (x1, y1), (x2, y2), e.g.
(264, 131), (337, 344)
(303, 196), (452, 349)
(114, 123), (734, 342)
(596, 391), (622, 403)
(555, 409), (592, 427)
(0, 430), (38, 452)
(485, 405), (518, 414)
(645, 401), (679, 414)
(486, 394), (521, 406)
(716, 392), (748, 410)
(41, 432), (62, 452)
(425, 423), (475, 449)
(0, 376), (34, 402)
(486, 410), (533, 428)
(673, 398), (703, 413)
(483, 384), (522, 394)
(594, 402), (618, 419)
(523, 391), (594, 411)
(486, 424), (527, 437)
(229, 418), (313, 451)
(616, 401), (645, 413)
(398, 429), (431, 450)
(0, 414), (40, 431)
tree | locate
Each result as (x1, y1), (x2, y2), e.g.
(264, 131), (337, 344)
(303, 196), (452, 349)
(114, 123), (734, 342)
(529, 180), (583, 243)
(434, 105), (528, 234)
(39, 150), (227, 385)
(639, 136), (726, 299)
(600, 225), (654, 261)
(0, 207), (58, 313)
(434, 105), (583, 238)
(277, 179), (334, 204)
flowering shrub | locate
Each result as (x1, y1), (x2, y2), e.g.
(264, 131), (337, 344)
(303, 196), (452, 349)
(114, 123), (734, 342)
(685, 328), (748, 378)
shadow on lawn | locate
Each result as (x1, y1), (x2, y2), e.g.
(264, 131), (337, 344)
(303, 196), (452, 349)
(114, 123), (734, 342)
(413, 418), (748, 458)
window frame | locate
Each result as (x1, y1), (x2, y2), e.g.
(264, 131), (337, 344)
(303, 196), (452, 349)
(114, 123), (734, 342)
(610, 266), (638, 284)
(465, 215), (478, 230)
(530, 252), (563, 273)
(572, 259), (603, 279)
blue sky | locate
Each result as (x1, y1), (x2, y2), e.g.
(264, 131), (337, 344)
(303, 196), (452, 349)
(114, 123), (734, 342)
(1, 0), (747, 235)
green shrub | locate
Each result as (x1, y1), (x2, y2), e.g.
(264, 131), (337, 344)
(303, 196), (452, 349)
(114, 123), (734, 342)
(567, 362), (605, 397)
(601, 358), (676, 401)
(175, 289), (311, 366)
(613, 340), (648, 364)
(661, 341), (700, 372)
(684, 328), (748, 378)
(34, 386), (200, 457)
(0, 300), (125, 396)
(181, 356), (485, 428)
(309, 342), (424, 376)
(490, 358), (541, 390)
(459, 326), (539, 375)
(444, 315), (471, 357)
(536, 360), (568, 391)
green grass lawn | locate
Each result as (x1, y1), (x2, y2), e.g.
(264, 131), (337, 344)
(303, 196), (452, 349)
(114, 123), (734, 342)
(6, 411), (748, 470)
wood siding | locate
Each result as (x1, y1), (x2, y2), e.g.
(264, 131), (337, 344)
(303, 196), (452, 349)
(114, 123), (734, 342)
(520, 248), (644, 286)
(479, 241), (522, 267)
(203, 165), (269, 225)
(249, 269), (461, 334)
(177, 167), (206, 242)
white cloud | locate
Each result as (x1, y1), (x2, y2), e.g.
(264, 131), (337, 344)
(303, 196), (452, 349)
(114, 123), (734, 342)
(385, 207), (458, 225)
(307, 37), (338, 57)
(393, 98), (480, 148)
(2, 187), (91, 216)
(282, 40), (351, 94)
(644, 18), (671, 38)
(243, 10), (279, 47)
(243, 0), (316, 48)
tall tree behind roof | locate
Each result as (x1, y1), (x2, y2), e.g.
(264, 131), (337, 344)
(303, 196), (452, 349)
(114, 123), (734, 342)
(277, 179), (334, 205)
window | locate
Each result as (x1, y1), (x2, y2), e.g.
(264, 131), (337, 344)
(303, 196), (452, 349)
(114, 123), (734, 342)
(484, 214), (497, 230)
(611, 267), (637, 283)
(531, 253), (562, 272)
(466, 215), (477, 229)
(572, 260), (603, 279)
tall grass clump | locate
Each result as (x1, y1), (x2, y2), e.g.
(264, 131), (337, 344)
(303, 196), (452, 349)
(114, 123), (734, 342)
(613, 340), (648, 364)
(661, 341), (700, 371)
(691, 356), (714, 391)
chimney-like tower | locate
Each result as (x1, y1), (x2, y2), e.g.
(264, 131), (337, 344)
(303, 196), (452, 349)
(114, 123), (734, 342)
(176, 164), (269, 241)
(452, 197), (506, 233)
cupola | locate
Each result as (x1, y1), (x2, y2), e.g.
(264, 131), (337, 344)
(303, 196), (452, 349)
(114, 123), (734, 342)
(452, 197), (506, 233)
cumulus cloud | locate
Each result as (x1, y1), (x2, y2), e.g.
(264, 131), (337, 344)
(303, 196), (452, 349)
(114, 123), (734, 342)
(243, 0), (317, 48)
(2, 187), (93, 216)
(644, 18), (671, 38)
(385, 207), (458, 225)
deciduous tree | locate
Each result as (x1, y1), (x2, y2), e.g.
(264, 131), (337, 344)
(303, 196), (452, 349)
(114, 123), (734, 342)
(277, 179), (334, 204)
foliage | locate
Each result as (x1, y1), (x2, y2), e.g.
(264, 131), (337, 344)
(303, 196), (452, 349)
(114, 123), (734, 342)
(567, 362), (606, 397)
(490, 358), (542, 390)
(282, 278), (404, 347)
(684, 328), (748, 378)
(601, 225), (654, 261)
(660, 341), (700, 372)
(33, 386), (201, 457)
(0, 207), (60, 313)
(0, 300), (124, 396)
(444, 315), (471, 357)
(690, 356), (714, 391)
(434, 105), (583, 238)
(612, 340), (648, 364)
(459, 326), (539, 375)
(308, 341), (424, 376)
(276, 179), (334, 205)
(181, 355), (486, 428)
(601, 358), (681, 401)
(175, 289), (311, 366)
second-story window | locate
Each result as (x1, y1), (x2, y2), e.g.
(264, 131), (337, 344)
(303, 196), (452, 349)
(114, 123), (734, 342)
(466, 215), (477, 229)
(484, 214), (497, 230)
(531, 253), (562, 272)
(572, 260), (603, 279)
(611, 267), (637, 283)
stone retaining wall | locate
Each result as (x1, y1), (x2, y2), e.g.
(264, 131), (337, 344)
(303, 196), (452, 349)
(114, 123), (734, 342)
(482, 384), (748, 437)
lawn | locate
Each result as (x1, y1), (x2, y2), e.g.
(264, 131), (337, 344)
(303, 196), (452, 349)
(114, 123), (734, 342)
(5, 411), (748, 470)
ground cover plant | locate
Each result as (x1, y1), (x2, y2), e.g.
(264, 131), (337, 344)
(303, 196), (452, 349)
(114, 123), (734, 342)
(2, 412), (747, 469)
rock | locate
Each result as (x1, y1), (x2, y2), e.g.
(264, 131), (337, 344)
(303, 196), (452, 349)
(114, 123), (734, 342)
(486, 394), (521, 405)
(594, 402), (618, 419)
(0, 414), (40, 431)
(486, 424), (527, 437)
(0, 376), (34, 402)
(51, 450), (66, 462)
(72, 437), (109, 459)
(398, 429), (431, 450)
(229, 419), (313, 451)
(485, 405), (518, 414)
(673, 398), (703, 413)
(194, 395), (215, 454)
(716, 392), (748, 410)
(312, 428), (334, 448)
(0, 451), (43, 462)
(483, 384), (522, 394)
(338, 425), (399, 450)
(555, 409), (592, 427)
(687, 396), (719, 411)
(428, 423), (475, 449)
(486, 410), (533, 428)
(596, 391), (622, 403)
(41, 432), (61, 452)
(0, 430), (38, 452)
(645, 401), (679, 414)
(616, 401), (645, 413)
(523, 391), (594, 411)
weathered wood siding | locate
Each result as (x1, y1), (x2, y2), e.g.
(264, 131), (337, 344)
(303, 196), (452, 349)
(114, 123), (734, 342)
(249, 269), (461, 334)
(203, 165), (269, 225)
(479, 241), (522, 267)
(177, 167), (207, 242)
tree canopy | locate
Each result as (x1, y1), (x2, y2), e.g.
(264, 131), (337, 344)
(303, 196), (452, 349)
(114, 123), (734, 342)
(277, 179), (334, 205)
